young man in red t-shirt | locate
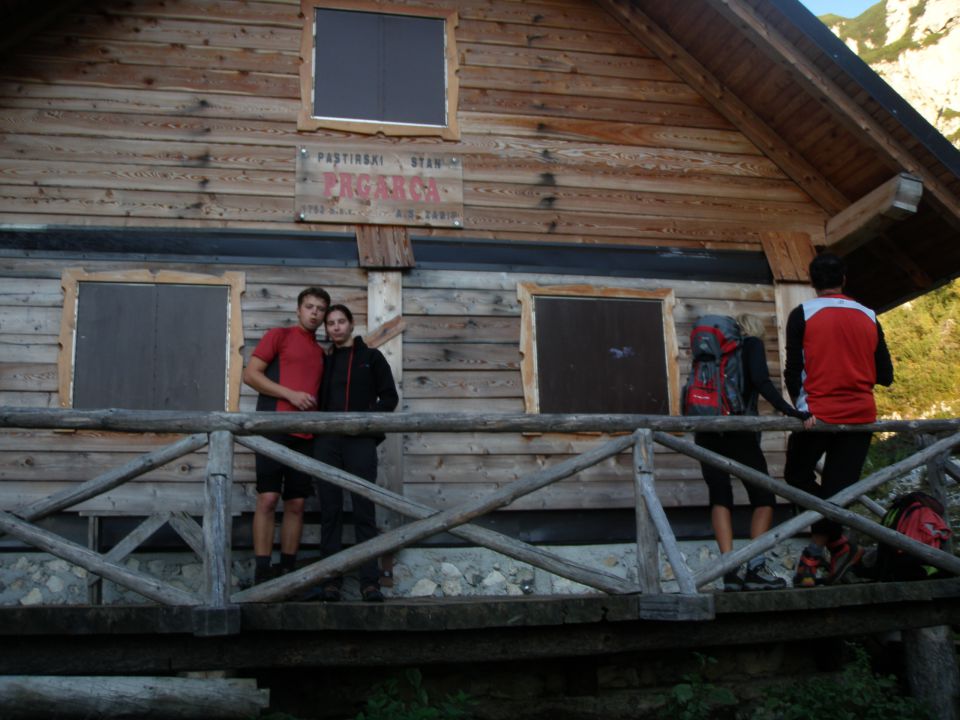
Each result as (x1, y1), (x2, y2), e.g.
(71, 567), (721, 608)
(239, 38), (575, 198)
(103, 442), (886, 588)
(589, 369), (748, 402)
(784, 254), (894, 587)
(243, 286), (329, 584)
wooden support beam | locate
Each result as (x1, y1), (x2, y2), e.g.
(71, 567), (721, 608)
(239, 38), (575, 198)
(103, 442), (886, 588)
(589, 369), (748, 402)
(202, 431), (234, 609)
(0, 675), (268, 720)
(634, 430), (696, 594)
(903, 626), (960, 720)
(87, 514), (172, 587)
(364, 315), (406, 350)
(598, 0), (849, 213)
(235, 432), (640, 602)
(701, 0), (960, 221)
(867, 234), (934, 291)
(13, 433), (209, 521)
(356, 225), (415, 269)
(168, 512), (206, 557)
(0, 510), (199, 605)
(236, 434), (639, 597)
(652, 431), (960, 587)
(825, 173), (923, 254)
(761, 231), (817, 282)
(633, 432), (661, 594)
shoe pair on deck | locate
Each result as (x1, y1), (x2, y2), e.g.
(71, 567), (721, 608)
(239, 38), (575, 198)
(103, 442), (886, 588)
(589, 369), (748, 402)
(793, 537), (864, 588)
(724, 562), (787, 591)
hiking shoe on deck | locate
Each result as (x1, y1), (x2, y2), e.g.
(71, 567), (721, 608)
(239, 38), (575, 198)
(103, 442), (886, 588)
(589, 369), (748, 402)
(793, 549), (828, 588)
(827, 538), (864, 584)
(744, 563), (787, 591)
(722, 569), (744, 592)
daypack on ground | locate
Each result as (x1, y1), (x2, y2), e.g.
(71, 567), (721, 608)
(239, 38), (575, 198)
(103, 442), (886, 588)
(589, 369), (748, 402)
(876, 491), (952, 581)
(682, 315), (745, 416)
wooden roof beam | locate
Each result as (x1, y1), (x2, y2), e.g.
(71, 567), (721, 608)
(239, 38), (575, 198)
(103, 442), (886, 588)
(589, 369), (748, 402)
(825, 173), (923, 255)
(700, 0), (960, 222)
(598, 0), (849, 214)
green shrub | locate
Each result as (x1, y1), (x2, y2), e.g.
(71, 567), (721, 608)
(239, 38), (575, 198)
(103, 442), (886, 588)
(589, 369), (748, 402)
(356, 669), (473, 720)
(753, 644), (930, 720)
(655, 653), (737, 720)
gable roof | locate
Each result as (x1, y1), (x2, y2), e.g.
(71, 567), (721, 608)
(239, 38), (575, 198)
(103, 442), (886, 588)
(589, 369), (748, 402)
(602, 0), (960, 311)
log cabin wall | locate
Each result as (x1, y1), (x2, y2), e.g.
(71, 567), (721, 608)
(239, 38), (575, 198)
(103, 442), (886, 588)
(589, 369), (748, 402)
(0, 0), (824, 530)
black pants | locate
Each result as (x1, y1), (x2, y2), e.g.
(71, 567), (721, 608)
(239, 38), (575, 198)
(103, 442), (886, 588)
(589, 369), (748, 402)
(784, 430), (872, 541)
(694, 431), (775, 509)
(314, 435), (380, 588)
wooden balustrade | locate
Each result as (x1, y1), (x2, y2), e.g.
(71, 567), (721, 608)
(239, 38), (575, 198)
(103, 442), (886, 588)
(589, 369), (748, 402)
(0, 408), (958, 629)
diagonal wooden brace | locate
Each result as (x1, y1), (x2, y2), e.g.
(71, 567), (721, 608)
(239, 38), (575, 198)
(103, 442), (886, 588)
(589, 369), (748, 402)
(654, 431), (960, 587)
(235, 431), (640, 602)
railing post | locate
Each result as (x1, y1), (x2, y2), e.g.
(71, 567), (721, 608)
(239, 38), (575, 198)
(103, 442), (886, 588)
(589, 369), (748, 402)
(634, 430), (698, 595)
(195, 430), (239, 636)
(922, 433), (955, 554)
(634, 430), (661, 594)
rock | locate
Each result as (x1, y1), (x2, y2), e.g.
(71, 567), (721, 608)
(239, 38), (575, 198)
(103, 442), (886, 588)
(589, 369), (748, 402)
(482, 570), (506, 588)
(19, 588), (43, 606)
(46, 559), (70, 573)
(45, 576), (64, 594)
(441, 578), (462, 596)
(410, 578), (438, 597)
(440, 562), (462, 579)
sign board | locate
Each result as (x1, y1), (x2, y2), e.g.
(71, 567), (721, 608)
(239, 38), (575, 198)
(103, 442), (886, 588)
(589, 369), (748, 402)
(295, 143), (464, 228)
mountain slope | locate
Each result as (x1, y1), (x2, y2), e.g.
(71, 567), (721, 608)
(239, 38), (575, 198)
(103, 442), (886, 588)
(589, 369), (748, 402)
(823, 0), (960, 145)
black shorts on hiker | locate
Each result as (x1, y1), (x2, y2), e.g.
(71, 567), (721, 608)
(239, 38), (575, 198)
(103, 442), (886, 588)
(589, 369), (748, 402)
(255, 434), (315, 500)
(695, 431), (776, 510)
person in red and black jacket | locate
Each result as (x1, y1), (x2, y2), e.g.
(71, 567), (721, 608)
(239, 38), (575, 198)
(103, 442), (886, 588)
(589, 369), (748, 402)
(313, 304), (398, 602)
(785, 253), (894, 588)
(243, 286), (329, 585)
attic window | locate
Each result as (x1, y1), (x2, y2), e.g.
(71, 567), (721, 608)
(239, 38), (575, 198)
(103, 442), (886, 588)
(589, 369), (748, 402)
(298, 1), (460, 139)
(518, 284), (681, 415)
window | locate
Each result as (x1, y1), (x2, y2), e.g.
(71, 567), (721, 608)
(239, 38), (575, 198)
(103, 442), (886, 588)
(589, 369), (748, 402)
(58, 269), (245, 411)
(298, 1), (460, 139)
(518, 283), (680, 415)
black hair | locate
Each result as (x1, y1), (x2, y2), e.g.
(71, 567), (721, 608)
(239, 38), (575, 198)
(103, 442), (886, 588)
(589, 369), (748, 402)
(325, 303), (353, 323)
(809, 252), (846, 291)
(298, 286), (331, 307)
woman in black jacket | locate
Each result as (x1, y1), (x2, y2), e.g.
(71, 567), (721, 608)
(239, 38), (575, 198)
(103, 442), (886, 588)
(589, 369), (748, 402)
(314, 304), (399, 602)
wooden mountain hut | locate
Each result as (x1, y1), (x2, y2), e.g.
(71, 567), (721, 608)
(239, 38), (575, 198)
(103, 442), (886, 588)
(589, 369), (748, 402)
(1, 0), (960, 554)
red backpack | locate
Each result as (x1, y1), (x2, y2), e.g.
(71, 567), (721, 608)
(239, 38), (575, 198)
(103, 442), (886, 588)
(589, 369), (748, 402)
(682, 315), (745, 416)
(877, 492), (952, 580)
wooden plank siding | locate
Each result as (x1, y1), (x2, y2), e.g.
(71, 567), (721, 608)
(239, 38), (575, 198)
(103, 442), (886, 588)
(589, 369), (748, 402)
(0, 0), (825, 243)
(0, 0), (811, 521)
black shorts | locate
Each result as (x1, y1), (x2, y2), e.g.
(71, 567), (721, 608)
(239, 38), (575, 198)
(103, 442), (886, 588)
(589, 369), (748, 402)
(695, 431), (776, 510)
(255, 435), (315, 500)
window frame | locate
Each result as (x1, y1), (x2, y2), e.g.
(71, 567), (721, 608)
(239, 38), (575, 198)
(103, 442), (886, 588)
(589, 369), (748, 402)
(298, 0), (460, 139)
(58, 268), (246, 411)
(517, 282), (681, 416)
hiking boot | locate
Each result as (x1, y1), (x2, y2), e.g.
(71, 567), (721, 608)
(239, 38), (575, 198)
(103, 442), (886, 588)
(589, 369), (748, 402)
(743, 562), (787, 591)
(722, 568), (744, 592)
(253, 564), (280, 585)
(362, 585), (385, 603)
(826, 537), (864, 584)
(793, 548), (828, 588)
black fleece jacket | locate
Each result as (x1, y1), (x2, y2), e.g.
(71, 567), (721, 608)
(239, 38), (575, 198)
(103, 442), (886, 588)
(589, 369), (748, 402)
(318, 336), (399, 415)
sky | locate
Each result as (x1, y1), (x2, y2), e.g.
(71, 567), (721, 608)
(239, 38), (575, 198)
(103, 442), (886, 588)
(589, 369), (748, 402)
(796, 0), (879, 18)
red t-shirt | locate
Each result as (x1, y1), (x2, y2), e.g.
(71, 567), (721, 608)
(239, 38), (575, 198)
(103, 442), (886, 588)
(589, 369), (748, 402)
(252, 325), (324, 437)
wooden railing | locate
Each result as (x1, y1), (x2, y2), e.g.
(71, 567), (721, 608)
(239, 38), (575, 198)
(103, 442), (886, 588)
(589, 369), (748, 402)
(1, 409), (959, 622)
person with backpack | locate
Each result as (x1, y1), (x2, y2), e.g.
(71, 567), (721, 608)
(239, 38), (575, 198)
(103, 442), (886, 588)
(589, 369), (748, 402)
(784, 253), (894, 587)
(687, 313), (810, 591)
